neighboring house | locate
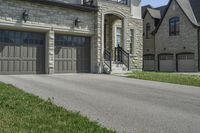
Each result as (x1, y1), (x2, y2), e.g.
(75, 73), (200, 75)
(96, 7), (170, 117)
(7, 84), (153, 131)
(143, 0), (200, 72)
(142, 5), (166, 71)
(0, 0), (143, 74)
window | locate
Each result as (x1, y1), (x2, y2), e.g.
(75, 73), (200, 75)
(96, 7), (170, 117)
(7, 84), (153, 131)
(116, 27), (121, 47)
(146, 23), (150, 39)
(169, 17), (180, 36)
(130, 29), (134, 54)
(117, 0), (128, 5)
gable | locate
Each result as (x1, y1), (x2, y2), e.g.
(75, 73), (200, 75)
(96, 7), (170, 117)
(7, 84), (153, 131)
(156, 0), (196, 35)
(153, 0), (199, 34)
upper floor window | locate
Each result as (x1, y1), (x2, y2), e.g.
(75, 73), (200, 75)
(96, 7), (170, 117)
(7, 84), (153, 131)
(169, 17), (180, 36)
(146, 23), (150, 39)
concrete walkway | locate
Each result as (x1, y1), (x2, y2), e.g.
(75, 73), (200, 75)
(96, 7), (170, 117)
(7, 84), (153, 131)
(0, 74), (200, 133)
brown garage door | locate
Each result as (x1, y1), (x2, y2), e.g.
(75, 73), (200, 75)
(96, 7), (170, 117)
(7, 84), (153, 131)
(0, 29), (45, 74)
(177, 53), (195, 72)
(159, 54), (174, 72)
(54, 34), (90, 73)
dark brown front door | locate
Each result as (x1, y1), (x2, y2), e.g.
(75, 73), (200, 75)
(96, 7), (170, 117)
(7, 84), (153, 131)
(0, 29), (45, 74)
(54, 34), (90, 73)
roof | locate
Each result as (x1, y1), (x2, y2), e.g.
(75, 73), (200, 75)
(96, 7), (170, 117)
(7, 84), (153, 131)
(20, 0), (98, 12)
(142, 5), (152, 16)
(189, 0), (200, 25)
(146, 8), (161, 19)
(176, 0), (199, 26)
(142, 5), (167, 19)
(155, 5), (167, 17)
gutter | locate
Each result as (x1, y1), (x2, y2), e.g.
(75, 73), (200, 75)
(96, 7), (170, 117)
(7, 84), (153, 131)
(20, 0), (98, 12)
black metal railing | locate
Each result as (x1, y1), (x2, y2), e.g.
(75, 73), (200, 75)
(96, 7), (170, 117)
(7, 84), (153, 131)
(104, 49), (112, 72)
(114, 46), (130, 70)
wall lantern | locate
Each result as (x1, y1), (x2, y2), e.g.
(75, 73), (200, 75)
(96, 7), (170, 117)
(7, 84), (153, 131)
(22, 10), (29, 22)
(75, 17), (81, 27)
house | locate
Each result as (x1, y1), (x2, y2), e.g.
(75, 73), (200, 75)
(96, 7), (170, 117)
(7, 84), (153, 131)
(143, 0), (200, 72)
(142, 5), (167, 71)
(0, 0), (143, 74)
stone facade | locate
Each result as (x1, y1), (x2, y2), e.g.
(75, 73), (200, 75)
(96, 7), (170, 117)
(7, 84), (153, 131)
(155, 0), (199, 71)
(0, 0), (143, 74)
(96, 0), (143, 71)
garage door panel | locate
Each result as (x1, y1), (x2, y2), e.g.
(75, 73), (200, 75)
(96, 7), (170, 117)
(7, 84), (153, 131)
(159, 55), (174, 72)
(15, 60), (20, 72)
(28, 47), (33, 58)
(14, 46), (20, 57)
(8, 60), (14, 72)
(160, 60), (174, 72)
(2, 60), (8, 72)
(144, 60), (155, 71)
(178, 54), (195, 72)
(3, 46), (9, 57)
(9, 46), (14, 57)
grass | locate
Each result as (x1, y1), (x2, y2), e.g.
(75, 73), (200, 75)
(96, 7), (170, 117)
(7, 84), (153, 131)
(127, 72), (200, 87)
(0, 83), (116, 133)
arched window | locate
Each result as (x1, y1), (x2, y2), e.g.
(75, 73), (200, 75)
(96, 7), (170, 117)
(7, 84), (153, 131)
(146, 23), (150, 39)
(169, 17), (180, 36)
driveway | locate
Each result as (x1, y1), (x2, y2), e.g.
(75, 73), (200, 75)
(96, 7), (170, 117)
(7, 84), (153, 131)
(0, 74), (200, 133)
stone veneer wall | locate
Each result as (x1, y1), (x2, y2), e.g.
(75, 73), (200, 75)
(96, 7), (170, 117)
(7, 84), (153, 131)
(0, 0), (98, 73)
(155, 0), (199, 72)
(96, 0), (143, 71)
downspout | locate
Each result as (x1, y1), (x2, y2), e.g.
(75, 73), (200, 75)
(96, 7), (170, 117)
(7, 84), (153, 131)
(198, 28), (200, 71)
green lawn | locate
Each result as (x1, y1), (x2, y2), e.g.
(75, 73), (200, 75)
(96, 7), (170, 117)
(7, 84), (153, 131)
(0, 83), (115, 133)
(127, 72), (200, 87)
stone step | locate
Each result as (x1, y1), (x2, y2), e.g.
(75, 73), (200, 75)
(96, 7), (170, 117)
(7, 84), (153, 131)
(103, 62), (129, 74)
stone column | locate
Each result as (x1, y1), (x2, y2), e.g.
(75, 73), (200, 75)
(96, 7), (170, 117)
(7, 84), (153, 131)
(122, 18), (127, 50)
(46, 30), (55, 74)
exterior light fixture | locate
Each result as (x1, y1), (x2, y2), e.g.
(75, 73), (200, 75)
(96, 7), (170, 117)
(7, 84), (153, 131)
(22, 10), (29, 22)
(75, 17), (81, 27)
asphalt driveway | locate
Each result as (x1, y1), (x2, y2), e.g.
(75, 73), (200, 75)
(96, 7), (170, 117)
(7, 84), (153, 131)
(0, 74), (200, 133)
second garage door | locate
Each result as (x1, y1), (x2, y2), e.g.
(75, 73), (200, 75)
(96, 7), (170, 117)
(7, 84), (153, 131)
(159, 54), (174, 72)
(54, 34), (90, 73)
(177, 53), (195, 72)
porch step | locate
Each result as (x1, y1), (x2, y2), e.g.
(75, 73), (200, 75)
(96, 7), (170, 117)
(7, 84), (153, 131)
(111, 63), (128, 74)
(103, 62), (129, 74)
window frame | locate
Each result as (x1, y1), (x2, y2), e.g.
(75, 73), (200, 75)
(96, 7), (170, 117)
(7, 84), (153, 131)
(169, 17), (180, 36)
(130, 29), (134, 54)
